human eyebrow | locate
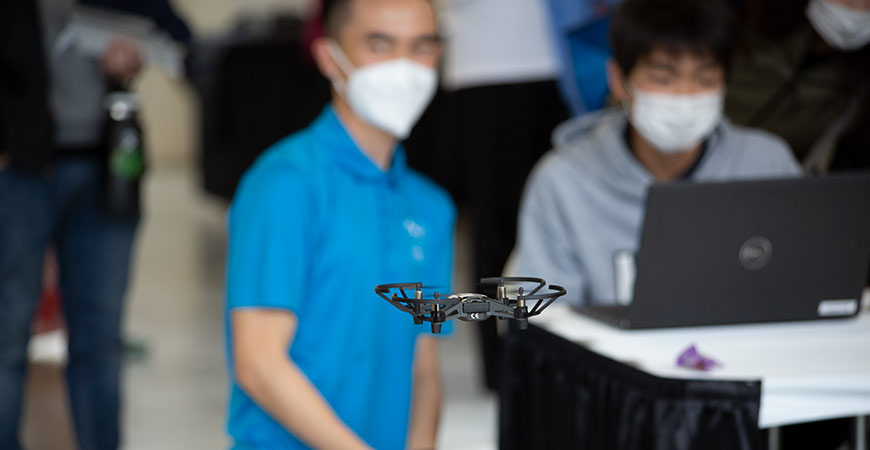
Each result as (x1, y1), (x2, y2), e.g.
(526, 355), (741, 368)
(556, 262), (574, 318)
(646, 61), (678, 74)
(413, 34), (443, 46)
(364, 32), (397, 45)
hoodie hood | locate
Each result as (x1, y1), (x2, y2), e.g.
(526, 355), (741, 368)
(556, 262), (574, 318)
(551, 108), (654, 203)
(549, 107), (736, 200)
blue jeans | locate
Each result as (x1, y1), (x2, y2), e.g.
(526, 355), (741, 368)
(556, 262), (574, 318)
(0, 157), (138, 450)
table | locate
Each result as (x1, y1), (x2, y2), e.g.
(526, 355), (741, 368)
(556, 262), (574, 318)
(498, 295), (870, 450)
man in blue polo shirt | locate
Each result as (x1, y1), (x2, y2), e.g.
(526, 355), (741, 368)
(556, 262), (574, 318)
(224, 0), (453, 449)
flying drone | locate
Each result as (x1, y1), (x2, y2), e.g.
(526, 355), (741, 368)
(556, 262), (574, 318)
(374, 277), (566, 333)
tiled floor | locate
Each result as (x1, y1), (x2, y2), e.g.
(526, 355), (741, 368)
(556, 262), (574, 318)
(22, 167), (497, 449)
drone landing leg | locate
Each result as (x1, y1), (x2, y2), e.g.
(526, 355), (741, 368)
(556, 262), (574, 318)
(515, 305), (529, 330)
(516, 318), (528, 330)
(430, 310), (446, 334)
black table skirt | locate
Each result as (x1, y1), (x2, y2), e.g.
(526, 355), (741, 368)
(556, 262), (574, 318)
(499, 325), (764, 450)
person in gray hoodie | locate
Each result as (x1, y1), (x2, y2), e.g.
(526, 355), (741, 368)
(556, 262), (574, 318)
(514, 0), (802, 307)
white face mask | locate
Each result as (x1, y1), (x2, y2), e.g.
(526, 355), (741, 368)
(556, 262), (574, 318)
(626, 87), (724, 154)
(807, 0), (870, 51)
(327, 41), (438, 139)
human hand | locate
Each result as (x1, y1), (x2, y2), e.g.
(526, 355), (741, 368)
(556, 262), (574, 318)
(0, 154), (9, 171)
(101, 38), (143, 83)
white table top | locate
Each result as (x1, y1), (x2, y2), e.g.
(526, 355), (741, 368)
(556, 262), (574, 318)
(531, 291), (870, 428)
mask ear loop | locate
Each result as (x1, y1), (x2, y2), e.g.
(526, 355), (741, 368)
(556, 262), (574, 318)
(325, 40), (356, 94)
(621, 82), (639, 124)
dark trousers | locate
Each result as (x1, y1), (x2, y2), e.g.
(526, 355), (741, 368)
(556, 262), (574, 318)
(0, 157), (137, 450)
(461, 80), (568, 389)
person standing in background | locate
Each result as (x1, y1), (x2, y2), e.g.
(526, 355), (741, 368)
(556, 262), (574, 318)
(725, 0), (870, 173)
(0, 0), (53, 172)
(439, 0), (570, 391)
(0, 1), (190, 448)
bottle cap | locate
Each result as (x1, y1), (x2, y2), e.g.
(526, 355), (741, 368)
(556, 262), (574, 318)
(104, 92), (141, 121)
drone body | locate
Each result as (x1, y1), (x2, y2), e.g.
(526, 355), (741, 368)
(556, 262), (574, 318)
(375, 277), (566, 333)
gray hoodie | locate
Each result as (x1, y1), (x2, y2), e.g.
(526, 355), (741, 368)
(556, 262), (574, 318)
(514, 108), (801, 306)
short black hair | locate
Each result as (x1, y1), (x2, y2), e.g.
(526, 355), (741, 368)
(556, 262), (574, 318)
(322, 0), (354, 39)
(322, 0), (434, 39)
(609, 0), (736, 75)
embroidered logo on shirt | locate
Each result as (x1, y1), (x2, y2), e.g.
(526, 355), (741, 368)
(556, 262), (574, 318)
(411, 246), (425, 262)
(403, 219), (426, 239)
(404, 219), (426, 262)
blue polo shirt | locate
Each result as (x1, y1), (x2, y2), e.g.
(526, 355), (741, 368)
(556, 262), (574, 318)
(225, 106), (455, 450)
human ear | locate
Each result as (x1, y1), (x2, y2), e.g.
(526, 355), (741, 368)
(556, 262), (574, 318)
(311, 37), (343, 83)
(607, 59), (630, 103)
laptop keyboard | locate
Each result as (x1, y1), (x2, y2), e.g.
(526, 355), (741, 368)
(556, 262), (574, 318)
(573, 304), (630, 328)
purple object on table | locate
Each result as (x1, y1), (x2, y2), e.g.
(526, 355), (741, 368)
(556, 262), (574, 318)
(676, 344), (721, 371)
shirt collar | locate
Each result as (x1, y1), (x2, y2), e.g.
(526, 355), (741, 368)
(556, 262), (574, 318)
(309, 105), (407, 182)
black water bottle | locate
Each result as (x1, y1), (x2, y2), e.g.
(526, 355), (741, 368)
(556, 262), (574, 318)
(103, 90), (145, 218)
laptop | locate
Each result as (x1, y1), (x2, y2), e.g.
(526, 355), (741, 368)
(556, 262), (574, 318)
(574, 173), (870, 329)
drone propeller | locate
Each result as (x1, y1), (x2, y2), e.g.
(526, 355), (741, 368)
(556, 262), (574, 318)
(374, 282), (460, 333)
(375, 277), (566, 333)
